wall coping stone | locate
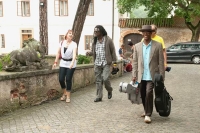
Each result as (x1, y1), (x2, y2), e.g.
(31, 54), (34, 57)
(0, 64), (95, 81)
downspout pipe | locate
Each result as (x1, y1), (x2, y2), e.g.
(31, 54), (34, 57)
(112, 0), (114, 40)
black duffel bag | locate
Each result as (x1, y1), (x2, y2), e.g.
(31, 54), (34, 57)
(154, 73), (173, 117)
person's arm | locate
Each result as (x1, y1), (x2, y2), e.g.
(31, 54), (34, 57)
(130, 46), (134, 58)
(160, 38), (167, 69)
(158, 44), (165, 80)
(132, 45), (138, 82)
(86, 43), (94, 56)
(70, 43), (78, 69)
(163, 49), (167, 69)
(52, 47), (61, 69)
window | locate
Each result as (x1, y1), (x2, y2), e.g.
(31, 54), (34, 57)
(193, 44), (200, 50)
(87, 0), (94, 16)
(59, 35), (65, 42)
(181, 44), (193, 50)
(0, 1), (3, 17)
(85, 35), (93, 50)
(55, 0), (68, 16)
(21, 30), (32, 47)
(0, 34), (5, 48)
(170, 44), (181, 50)
(17, 1), (30, 17)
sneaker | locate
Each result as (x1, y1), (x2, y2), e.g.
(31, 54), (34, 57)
(144, 116), (151, 123)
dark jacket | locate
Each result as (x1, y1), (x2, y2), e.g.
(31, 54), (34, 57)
(91, 36), (117, 65)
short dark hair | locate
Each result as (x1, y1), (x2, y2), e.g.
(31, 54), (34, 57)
(127, 41), (134, 46)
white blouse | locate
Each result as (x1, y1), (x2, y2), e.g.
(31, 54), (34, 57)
(59, 40), (77, 68)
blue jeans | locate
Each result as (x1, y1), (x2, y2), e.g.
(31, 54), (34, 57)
(59, 67), (75, 92)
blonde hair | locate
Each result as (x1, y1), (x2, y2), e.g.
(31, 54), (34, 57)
(121, 44), (125, 47)
(64, 29), (73, 40)
(151, 24), (157, 33)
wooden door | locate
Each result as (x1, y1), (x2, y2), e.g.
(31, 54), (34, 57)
(123, 33), (143, 52)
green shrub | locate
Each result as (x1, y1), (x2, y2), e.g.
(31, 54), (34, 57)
(0, 62), (2, 71)
(0, 54), (11, 71)
(77, 54), (92, 64)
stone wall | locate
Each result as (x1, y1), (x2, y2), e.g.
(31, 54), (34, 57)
(120, 27), (200, 48)
(119, 17), (200, 47)
(155, 27), (197, 47)
(0, 62), (123, 116)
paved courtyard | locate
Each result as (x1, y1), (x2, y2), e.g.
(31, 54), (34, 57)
(0, 64), (200, 133)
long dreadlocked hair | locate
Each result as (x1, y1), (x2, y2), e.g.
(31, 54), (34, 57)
(93, 25), (107, 45)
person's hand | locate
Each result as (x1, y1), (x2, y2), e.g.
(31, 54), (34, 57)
(132, 77), (137, 83)
(86, 51), (91, 56)
(112, 61), (117, 64)
(69, 63), (73, 69)
(52, 62), (57, 69)
(164, 65), (167, 70)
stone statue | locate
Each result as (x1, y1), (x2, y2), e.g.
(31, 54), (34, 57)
(3, 38), (49, 72)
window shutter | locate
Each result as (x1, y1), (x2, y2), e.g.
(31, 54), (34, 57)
(0, 2), (3, 16)
(17, 1), (22, 16)
(54, 0), (60, 16)
(0, 34), (5, 48)
(26, 1), (30, 16)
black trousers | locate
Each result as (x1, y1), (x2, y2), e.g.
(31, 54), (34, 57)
(139, 80), (154, 116)
(59, 67), (75, 92)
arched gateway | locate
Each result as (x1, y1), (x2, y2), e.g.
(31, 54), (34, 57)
(120, 29), (143, 52)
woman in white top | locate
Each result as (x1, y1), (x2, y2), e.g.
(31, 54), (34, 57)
(52, 30), (77, 103)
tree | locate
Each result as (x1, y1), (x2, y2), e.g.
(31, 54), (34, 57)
(72, 0), (92, 48)
(117, 0), (200, 41)
(39, 0), (48, 54)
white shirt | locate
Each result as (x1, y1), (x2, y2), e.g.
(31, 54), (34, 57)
(59, 40), (77, 68)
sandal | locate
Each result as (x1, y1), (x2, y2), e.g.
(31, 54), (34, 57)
(60, 95), (66, 101)
(66, 98), (70, 103)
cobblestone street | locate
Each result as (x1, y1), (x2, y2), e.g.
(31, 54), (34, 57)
(0, 64), (200, 133)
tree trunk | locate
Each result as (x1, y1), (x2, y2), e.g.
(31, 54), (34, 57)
(185, 19), (200, 42)
(39, 0), (48, 55)
(72, 0), (91, 53)
(191, 27), (200, 42)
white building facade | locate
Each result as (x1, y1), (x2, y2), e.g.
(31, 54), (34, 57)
(0, 0), (124, 56)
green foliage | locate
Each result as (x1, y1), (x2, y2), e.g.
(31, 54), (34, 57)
(77, 55), (92, 64)
(0, 62), (2, 71)
(117, 0), (200, 41)
(0, 54), (11, 71)
(130, 6), (148, 18)
(117, 0), (200, 19)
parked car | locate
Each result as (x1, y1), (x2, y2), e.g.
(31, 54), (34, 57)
(166, 42), (200, 64)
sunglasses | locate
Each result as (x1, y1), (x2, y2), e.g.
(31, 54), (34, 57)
(94, 28), (100, 32)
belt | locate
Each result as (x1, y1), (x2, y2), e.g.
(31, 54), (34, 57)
(62, 58), (72, 61)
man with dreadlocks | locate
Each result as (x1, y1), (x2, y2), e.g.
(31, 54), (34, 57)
(87, 25), (117, 102)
